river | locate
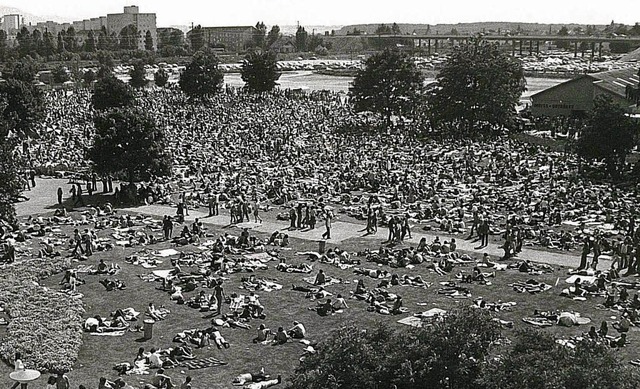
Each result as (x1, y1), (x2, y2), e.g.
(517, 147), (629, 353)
(224, 71), (567, 102)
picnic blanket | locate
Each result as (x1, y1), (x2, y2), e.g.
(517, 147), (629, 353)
(152, 270), (174, 279)
(179, 357), (227, 370)
(154, 249), (180, 257)
(243, 252), (275, 263)
(89, 330), (126, 336)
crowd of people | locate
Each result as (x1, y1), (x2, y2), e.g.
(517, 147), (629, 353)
(5, 84), (640, 387)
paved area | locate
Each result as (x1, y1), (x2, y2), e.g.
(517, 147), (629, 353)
(19, 177), (610, 269)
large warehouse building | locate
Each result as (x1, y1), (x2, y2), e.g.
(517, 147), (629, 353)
(530, 67), (640, 117)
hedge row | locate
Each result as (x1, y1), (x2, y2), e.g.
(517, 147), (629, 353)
(0, 257), (84, 373)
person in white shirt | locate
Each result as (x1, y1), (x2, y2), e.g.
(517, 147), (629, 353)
(287, 321), (306, 339)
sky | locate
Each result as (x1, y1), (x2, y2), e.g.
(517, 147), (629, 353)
(5, 0), (640, 28)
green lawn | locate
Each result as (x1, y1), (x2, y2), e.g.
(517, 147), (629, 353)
(1, 208), (639, 389)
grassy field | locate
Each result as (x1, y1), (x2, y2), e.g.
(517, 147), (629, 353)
(1, 203), (640, 389)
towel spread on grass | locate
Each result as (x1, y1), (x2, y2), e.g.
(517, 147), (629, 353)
(303, 276), (341, 286)
(179, 357), (227, 370)
(89, 330), (126, 336)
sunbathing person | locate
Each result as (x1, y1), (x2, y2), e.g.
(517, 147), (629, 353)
(287, 321), (306, 339)
(209, 328), (230, 349)
(100, 278), (126, 291)
(146, 302), (167, 321)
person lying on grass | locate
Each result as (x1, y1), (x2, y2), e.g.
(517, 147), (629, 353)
(100, 278), (126, 291)
(232, 367), (272, 385)
(147, 302), (167, 321)
(291, 284), (332, 299)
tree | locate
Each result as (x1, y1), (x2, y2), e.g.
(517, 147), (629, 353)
(253, 21), (267, 48)
(0, 99), (21, 227)
(41, 31), (56, 57)
(307, 35), (324, 52)
(92, 73), (135, 111)
(0, 78), (44, 138)
(5, 58), (38, 83)
(154, 68), (169, 88)
(289, 308), (500, 389)
(120, 24), (140, 51)
(96, 51), (115, 73)
(64, 27), (78, 52)
(145, 30), (154, 51)
(241, 50), (281, 93)
(57, 31), (66, 53)
(556, 26), (571, 49)
(266, 25), (281, 48)
(90, 107), (171, 183)
(83, 69), (96, 86)
(482, 329), (640, 389)
(295, 26), (308, 52)
(189, 25), (205, 51)
(576, 95), (638, 178)
(179, 50), (223, 99)
(349, 49), (424, 127)
(376, 24), (392, 35)
(52, 65), (70, 84)
(84, 30), (96, 52)
(0, 30), (7, 61)
(427, 39), (526, 137)
(129, 60), (147, 88)
(15, 27), (32, 57)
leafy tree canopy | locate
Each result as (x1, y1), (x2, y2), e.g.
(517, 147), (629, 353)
(576, 94), (638, 178)
(241, 50), (281, 93)
(481, 328), (640, 389)
(129, 60), (147, 88)
(289, 308), (500, 389)
(154, 68), (169, 88)
(89, 107), (171, 183)
(179, 50), (223, 99)
(92, 72), (135, 111)
(0, 78), (44, 138)
(427, 38), (526, 136)
(349, 49), (424, 126)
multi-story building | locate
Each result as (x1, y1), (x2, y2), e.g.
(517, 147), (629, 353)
(187, 26), (257, 52)
(107, 6), (156, 50)
(18, 6), (156, 50)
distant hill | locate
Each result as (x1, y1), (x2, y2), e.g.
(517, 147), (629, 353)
(0, 4), (72, 24)
(338, 22), (608, 36)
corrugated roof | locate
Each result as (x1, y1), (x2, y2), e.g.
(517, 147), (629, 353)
(591, 67), (640, 98)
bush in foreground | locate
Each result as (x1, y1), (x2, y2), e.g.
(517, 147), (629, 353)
(288, 308), (500, 389)
(0, 257), (83, 373)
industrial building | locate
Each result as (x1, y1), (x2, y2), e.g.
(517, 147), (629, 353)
(530, 67), (640, 117)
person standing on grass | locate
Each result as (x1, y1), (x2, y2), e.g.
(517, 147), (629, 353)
(57, 187), (63, 205)
(254, 199), (262, 223)
(214, 280), (226, 315)
(322, 210), (333, 240)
